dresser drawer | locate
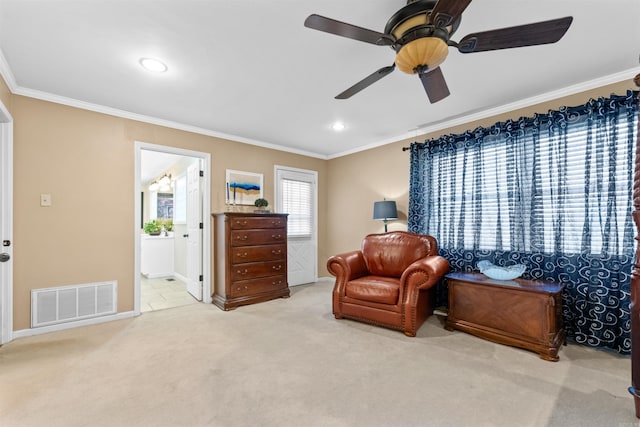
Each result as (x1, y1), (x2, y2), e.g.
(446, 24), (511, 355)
(230, 260), (286, 281)
(230, 229), (286, 247)
(231, 244), (286, 264)
(229, 216), (287, 230)
(230, 275), (287, 297)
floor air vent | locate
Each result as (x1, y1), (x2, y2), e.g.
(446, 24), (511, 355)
(31, 281), (117, 328)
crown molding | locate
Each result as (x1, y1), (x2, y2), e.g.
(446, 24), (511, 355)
(2, 45), (638, 162)
(0, 49), (18, 92)
(327, 67), (640, 159)
(0, 49), (328, 160)
(13, 86), (329, 160)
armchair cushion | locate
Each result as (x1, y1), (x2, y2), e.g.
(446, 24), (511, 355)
(346, 276), (400, 304)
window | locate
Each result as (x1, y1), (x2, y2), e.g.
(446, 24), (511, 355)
(413, 95), (638, 257)
(281, 178), (313, 238)
(408, 91), (639, 354)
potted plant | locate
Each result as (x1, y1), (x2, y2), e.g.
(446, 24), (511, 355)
(158, 219), (173, 232)
(254, 198), (269, 213)
(143, 220), (162, 235)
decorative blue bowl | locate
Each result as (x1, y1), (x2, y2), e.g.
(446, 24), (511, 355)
(477, 260), (526, 281)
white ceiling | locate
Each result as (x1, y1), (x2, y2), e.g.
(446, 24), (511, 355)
(140, 150), (183, 185)
(0, 0), (639, 160)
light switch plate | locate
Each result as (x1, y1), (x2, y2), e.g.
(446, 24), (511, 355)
(40, 194), (51, 207)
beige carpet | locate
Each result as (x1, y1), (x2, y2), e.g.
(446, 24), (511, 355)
(0, 281), (636, 427)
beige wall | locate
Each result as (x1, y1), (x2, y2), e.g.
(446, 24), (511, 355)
(11, 95), (327, 330)
(4, 71), (638, 331)
(325, 78), (639, 261)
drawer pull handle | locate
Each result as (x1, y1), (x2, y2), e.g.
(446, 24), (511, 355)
(236, 269), (248, 275)
(273, 280), (282, 286)
(235, 220), (248, 226)
(271, 220), (281, 226)
(236, 235), (248, 241)
(272, 265), (282, 271)
(237, 252), (248, 258)
(272, 234), (282, 239)
(272, 249), (282, 255)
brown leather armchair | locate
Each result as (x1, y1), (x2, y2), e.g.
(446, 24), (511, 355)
(327, 231), (449, 337)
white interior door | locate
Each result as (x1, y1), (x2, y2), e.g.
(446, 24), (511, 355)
(186, 162), (203, 300)
(275, 166), (317, 286)
(0, 101), (13, 344)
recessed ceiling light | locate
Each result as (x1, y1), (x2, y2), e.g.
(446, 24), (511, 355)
(139, 57), (168, 73)
(332, 121), (346, 131)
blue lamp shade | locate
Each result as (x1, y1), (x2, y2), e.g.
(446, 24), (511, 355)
(373, 200), (397, 232)
(373, 200), (398, 221)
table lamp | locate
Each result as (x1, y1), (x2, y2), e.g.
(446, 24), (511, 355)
(373, 200), (398, 232)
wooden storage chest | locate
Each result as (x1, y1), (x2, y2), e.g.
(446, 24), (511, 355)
(445, 272), (565, 361)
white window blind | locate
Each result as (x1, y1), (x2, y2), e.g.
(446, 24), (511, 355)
(281, 178), (313, 238)
(427, 115), (635, 256)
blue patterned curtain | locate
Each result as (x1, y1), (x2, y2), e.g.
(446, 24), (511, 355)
(409, 91), (639, 354)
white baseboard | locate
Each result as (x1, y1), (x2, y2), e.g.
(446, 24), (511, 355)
(173, 272), (188, 283)
(12, 310), (137, 340)
(142, 272), (174, 279)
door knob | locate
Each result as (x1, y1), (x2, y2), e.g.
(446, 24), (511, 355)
(0, 253), (10, 262)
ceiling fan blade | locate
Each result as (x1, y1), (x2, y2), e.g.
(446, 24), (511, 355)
(430, 0), (472, 28)
(418, 67), (450, 103)
(304, 14), (394, 46)
(335, 65), (396, 99)
(457, 16), (573, 53)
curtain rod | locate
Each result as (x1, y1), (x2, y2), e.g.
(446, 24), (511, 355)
(402, 87), (640, 152)
(402, 143), (426, 151)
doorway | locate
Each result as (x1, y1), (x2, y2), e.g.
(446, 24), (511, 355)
(134, 142), (211, 314)
(274, 165), (318, 286)
(0, 99), (12, 344)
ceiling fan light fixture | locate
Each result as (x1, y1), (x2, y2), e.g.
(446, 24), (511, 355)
(395, 37), (448, 74)
(390, 14), (429, 40)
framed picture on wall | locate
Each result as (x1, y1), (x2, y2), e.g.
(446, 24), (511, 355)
(226, 169), (263, 205)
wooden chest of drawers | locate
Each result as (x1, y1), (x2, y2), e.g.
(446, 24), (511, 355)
(445, 272), (565, 361)
(212, 212), (289, 310)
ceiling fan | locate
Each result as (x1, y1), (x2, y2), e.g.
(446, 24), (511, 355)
(304, 0), (573, 103)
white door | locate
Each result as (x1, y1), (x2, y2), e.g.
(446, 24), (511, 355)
(186, 162), (203, 300)
(275, 166), (317, 286)
(0, 101), (13, 344)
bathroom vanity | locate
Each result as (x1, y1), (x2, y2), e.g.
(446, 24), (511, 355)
(140, 233), (174, 278)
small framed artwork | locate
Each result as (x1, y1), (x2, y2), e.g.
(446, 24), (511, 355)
(226, 169), (263, 205)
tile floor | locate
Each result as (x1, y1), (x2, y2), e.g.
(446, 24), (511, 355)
(140, 276), (199, 312)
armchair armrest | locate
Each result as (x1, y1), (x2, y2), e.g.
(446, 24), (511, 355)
(401, 255), (450, 292)
(327, 250), (368, 281)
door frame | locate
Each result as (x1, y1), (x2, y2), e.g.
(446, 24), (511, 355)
(0, 99), (13, 344)
(134, 141), (212, 314)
